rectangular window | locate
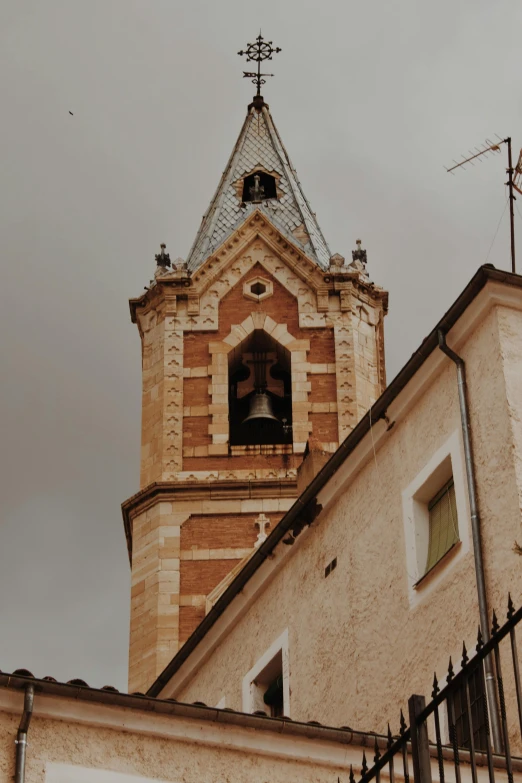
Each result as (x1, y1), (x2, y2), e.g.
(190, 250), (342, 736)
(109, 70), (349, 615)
(452, 666), (487, 751)
(402, 432), (470, 606)
(242, 629), (290, 717)
(425, 478), (459, 574)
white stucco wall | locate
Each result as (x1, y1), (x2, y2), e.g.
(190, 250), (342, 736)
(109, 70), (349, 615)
(0, 693), (357, 783)
(0, 689), (504, 783)
(173, 302), (522, 736)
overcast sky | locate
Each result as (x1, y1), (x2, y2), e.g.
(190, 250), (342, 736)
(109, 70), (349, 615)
(1, 0), (521, 691)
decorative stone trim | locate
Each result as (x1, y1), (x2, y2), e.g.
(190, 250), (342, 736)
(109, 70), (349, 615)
(180, 547), (253, 561)
(175, 468), (298, 482)
(163, 319), (184, 479)
(243, 275), (273, 302)
(229, 444), (293, 456)
(332, 312), (356, 443)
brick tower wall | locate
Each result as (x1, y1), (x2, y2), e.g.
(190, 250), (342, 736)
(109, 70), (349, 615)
(182, 263), (339, 475)
(126, 223), (388, 695)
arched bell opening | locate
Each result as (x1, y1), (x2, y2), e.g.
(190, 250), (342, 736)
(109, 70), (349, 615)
(228, 330), (292, 446)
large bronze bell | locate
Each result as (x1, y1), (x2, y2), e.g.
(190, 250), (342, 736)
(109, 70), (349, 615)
(242, 391), (280, 425)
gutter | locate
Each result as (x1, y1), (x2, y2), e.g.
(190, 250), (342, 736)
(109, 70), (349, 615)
(437, 330), (502, 752)
(0, 672), (372, 750)
(147, 265), (522, 697)
(14, 684), (34, 783)
(0, 674), (519, 774)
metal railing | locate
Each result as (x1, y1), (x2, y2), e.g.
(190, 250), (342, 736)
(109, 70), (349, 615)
(352, 595), (522, 783)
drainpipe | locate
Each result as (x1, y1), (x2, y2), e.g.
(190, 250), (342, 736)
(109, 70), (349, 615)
(14, 684), (34, 783)
(437, 330), (502, 752)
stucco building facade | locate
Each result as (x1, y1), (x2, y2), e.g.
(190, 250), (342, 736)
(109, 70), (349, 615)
(2, 46), (522, 783)
(153, 269), (522, 744)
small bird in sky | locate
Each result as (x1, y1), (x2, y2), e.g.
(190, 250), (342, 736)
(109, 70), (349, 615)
(69, 111), (74, 116)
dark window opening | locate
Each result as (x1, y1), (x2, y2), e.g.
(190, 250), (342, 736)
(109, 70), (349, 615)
(242, 171), (278, 203)
(263, 674), (284, 718)
(250, 281), (266, 296)
(452, 666), (487, 751)
(229, 330), (292, 446)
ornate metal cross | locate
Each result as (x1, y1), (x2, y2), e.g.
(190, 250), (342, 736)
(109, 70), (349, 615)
(238, 33), (281, 97)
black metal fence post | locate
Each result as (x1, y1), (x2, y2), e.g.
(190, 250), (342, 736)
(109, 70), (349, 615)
(408, 694), (433, 783)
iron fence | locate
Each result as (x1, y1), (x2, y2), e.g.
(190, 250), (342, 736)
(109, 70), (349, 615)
(352, 595), (522, 783)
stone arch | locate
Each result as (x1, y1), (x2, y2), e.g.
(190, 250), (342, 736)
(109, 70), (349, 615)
(208, 313), (311, 453)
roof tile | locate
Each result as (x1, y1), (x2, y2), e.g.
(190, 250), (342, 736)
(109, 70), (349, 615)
(186, 105), (331, 271)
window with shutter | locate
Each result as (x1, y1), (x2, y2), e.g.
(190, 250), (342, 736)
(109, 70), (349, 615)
(425, 478), (459, 574)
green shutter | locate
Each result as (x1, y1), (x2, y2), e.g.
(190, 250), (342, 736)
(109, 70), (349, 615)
(425, 479), (459, 574)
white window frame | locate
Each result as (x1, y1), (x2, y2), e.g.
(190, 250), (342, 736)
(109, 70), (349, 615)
(402, 430), (470, 608)
(242, 628), (290, 717)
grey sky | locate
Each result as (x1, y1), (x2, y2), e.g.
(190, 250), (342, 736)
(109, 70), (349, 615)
(1, 0), (521, 691)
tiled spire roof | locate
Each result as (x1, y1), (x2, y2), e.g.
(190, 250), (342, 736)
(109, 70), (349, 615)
(186, 103), (331, 271)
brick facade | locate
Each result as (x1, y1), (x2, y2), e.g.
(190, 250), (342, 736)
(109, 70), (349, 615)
(125, 211), (387, 694)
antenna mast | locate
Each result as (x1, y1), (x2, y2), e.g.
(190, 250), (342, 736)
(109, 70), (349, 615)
(446, 136), (517, 274)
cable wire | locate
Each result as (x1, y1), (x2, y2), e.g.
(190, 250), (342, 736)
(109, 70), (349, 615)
(485, 197), (509, 265)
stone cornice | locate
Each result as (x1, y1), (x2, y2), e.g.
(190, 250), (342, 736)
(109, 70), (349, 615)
(129, 210), (388, 326)
(121, 478), (298, 563)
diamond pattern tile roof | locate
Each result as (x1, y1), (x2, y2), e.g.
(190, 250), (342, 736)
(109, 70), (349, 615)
(186, 104), (331, 271)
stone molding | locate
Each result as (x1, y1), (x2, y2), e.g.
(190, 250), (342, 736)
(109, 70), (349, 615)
(121, 478), (298, 562)
(130, 211), (388, 331)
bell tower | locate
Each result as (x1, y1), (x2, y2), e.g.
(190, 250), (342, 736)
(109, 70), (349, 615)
(123, 37), (388, 694)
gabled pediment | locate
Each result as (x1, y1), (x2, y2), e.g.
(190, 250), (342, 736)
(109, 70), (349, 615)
(188, 209), (327, 301)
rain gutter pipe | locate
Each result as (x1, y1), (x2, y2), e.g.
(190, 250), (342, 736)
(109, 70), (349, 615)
(437, 329), (502, 753)
(14, 684), (34, 783)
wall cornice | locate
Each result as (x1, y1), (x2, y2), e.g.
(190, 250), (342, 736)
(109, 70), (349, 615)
(121, 478), (297, 562)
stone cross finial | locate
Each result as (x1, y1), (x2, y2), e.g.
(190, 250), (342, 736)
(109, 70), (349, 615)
(254, 513), (271, 547)
(155, 243), (171, 269)
(352, 239), (367, 266)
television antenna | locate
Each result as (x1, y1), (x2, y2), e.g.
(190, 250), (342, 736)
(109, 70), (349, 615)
(445, 135), (521, 274)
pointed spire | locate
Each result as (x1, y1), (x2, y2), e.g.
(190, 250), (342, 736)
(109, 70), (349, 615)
(186, 102), (331, 272)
